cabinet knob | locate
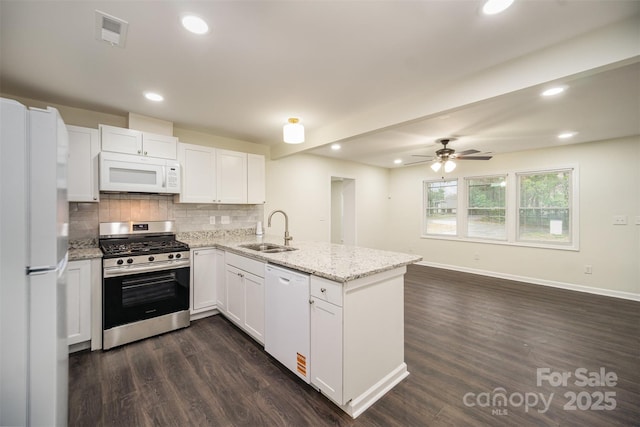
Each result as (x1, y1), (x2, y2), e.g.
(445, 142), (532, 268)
(309, 299), (315, 305)
(321, 288), (327, 293)
(137, 150), (141, 154)
(93, 197), (97, 200)
(144, 151), (147, 155)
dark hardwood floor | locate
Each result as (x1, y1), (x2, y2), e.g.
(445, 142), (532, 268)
(69, 265), (640, 426)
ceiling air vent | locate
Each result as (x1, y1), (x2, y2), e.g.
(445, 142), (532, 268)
(95, 10), (128, 48)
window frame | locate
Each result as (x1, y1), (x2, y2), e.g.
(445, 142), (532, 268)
(420, 165), (579, 251)
(463, 174), (508, 241)
(422, 178), (459, 237)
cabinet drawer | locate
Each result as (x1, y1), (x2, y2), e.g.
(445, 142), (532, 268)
(225, 252), (265, 278)
(310, 276), (343, 307)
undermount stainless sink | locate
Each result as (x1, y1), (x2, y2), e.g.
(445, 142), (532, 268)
(239, 243), (298, 253)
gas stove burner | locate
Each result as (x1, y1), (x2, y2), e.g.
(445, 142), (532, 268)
(100, 238), (190, 258)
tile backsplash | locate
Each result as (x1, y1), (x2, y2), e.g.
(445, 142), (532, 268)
(69, 193), (263, 240)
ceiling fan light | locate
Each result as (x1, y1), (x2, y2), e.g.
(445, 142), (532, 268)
(431, 162), (442, 172)
(482, 0), (514, 15)
(283, 118), (304, 144)
(444, 160), (456, 173)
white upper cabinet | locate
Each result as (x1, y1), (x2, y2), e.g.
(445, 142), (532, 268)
(67, 125), (100, 202)
(217, 149), (247, 204)
(247, 153), (266, 204)
(100, 124), (177, 159)
(175, 143), (217, 203)
(174, 143), (265, 205)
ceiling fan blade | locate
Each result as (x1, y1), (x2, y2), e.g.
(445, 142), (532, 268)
(411, 154), (434, 159)
(403, 159), (430, 165)
(457, 149), (480, 156)
(456, 156), (493, 160)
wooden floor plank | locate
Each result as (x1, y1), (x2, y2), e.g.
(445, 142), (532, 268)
(69, 265), (640, 426)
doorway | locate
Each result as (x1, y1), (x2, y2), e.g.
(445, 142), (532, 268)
(330, 177), (355, 245)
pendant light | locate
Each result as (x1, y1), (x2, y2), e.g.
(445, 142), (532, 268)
(283, 118), (304, 144)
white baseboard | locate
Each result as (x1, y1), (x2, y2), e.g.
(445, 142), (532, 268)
(342, 363), (409, 419)
(416, 261), (640, 302)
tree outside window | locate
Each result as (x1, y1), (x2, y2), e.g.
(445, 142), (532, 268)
(517, 170), (572, 243)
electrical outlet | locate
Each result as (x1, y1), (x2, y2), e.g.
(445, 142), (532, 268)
(612, 215), (627, 225)
(209, 216), (216, 225)
(635, 216), (640, 225)
(220, 215), (230, 224)
(584, 265), (593, 274)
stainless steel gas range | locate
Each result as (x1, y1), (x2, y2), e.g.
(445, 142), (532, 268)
(99, 221), (190, 350)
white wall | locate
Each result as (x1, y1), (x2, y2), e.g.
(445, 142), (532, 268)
(265, 153), (390, 249)
(386, 136), (640, 298)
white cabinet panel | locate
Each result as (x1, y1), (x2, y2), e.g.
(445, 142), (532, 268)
(100, 124), (177, 159)
(191, 249), (217, 313)
(217, 149), (247, 203)
(176, 143), (217, 203)
(142, 132), (178, 159)
(67, 125), (99, 202)
(215, 250), (227, 313)
(243, 271), (264, 344)
(311, 297), (343, 404)
(67, 260), (91, 346)
(225, 264), (244, 325)
(100, 124), (142, 155)
(247, 153), (266, 204)
(224, 252), (265, 345)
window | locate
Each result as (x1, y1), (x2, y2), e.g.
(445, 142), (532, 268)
(517, 169), (572, 244)
(424, 180), (457, 235)
(466, 176), (506, 240)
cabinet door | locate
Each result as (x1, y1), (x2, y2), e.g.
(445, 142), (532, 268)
(215, 250), (227, 313)
(310, 297), (343, 404)
(217, 149), (247, 203)
(142, 132), (178, 159)
(243, 271), (264, 344)
(100, 124), (142, 155)
(191, 249), (217, 313)
(225, 264), (244, 325)
(67, 125), (100, 202)
(67, 260), (91, 346)
(247, 153), (266, 204)
(175, 143), (217, 203)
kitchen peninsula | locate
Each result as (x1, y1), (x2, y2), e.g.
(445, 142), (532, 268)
(180, 232), (422, 418)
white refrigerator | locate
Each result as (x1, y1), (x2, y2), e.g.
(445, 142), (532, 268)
(0, 98), (69, 426)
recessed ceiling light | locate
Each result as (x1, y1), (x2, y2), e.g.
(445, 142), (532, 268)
(482, 0), (514, 15)
(394, 159), (402, 165)
(144, 92), (164, 102)
(541, 86), (567, 97)
(558, 132), (577, 139)
(331, 144), (341, 151)
(182, 15), (209, 35)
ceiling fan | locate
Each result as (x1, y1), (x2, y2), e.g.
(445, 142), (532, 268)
(404, 138), (492, 172)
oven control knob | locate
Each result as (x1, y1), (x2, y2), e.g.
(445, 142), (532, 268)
(148, 256), (155, 262)
(127, 258), (134, 264)
(117, 259), (124, 265)
(168, 254), (174, 259)
(176, 253), (182, 259)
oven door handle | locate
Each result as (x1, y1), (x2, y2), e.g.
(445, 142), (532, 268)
(103, 260), (190, 278)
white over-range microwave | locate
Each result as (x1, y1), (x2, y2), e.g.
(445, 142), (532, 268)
(99, 152), (181, 194)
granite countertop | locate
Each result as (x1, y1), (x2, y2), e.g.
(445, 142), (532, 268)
(68, 239), (102, 261)
(178, 232), (422, 283)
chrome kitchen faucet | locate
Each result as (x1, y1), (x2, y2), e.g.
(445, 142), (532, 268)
(267, 210), (293, 246)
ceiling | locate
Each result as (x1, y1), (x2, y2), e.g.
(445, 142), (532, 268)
(1, 1), (639, 168)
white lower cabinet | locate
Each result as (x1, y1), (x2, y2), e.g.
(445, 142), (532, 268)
(191, 248), (224, 317)
(67, 260), (91, 347)
(224, 252), (265, 344)
(310, 297), (343, 404)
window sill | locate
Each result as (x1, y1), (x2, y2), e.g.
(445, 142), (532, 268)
(419, 234), (579, 251)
